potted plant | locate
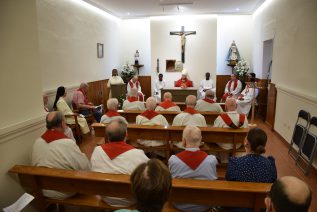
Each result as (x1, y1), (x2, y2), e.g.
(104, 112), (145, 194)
(121, 62), (135, 83)
(234, 59), (250, 83)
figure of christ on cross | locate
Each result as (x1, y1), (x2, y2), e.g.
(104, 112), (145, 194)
(170, 26), (196, 63)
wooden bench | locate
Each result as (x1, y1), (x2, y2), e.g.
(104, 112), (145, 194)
(9, 165), (271, 212)
(118, 110), (220, 124)
(92, 123), (248, 158)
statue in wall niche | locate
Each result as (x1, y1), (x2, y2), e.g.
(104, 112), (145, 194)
(226, 40), (241, 66)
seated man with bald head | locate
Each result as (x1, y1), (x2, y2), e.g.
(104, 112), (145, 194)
(122, 88), (145, 111)
(169, 125), (217, 212)
(136, 97), (169, 147)
(32, 111), (90, 200)
(195, 90), (223, 112)
(265, 176), (312, 212)
(100, 98), (127, 124)
(72, 82), (102, 122)
(90, 120), (149, 207)
(172, 95), (207, 127)
(155, 92), (181, 112)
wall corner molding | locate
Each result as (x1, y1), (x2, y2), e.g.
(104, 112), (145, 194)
(276, 84), (317, 106)
(0, 115), (46, 144)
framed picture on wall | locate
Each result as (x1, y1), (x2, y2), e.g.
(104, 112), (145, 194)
(97, 43), (103, 58)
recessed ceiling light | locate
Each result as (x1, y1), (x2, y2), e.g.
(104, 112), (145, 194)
(127, 12), (130, 15)
(236, 8), (240, 11)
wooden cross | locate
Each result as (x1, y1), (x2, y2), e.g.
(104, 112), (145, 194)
(170, 26), (196, 63)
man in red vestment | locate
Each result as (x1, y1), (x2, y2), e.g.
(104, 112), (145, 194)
(175, 73), (193, 88)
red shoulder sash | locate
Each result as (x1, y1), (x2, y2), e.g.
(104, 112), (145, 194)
(41, 130), (68, 143)
(184, 107), (198, 114)
(140, 110), (159, 120)
(202, 98), (215, 104)
(127, 97), (138, 102)
(220, 113), (245, 129)
(106, 110), (120, 117)
(159, 100), (177, 109)
(101, 141), (135, 160)
(176, 150), (208, 170)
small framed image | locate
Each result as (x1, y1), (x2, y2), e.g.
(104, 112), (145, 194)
(97, 43), (103, 58)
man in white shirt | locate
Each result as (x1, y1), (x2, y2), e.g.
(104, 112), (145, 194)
(155, 92), (181, 112)
(221, 74), (242, 101)
(169, 125), (217, 212)
(90, 120), (149, 207)
(122, 88), (145, 111)
(214, 98), (248, 162)
(195, 90), (223, 113)
(154, 73), (166, 102)
(107, 69), (124, 98)
(236, 73), (258, 115)
(32, 111), (90, 200)
(199, 72), (215, 99)
(100, 98), (127, 124)
(127, 75), (144, 101)
(136, 97), (169, 147)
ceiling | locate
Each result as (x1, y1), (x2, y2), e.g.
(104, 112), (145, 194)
(84, 0), (266, 19)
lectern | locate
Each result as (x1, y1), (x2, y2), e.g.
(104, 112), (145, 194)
(111, 84), (127, 99)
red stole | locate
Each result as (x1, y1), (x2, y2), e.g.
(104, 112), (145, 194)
(175, 78), (193, 87)
(203, 98), (215, 104)
(159, 100), (177, 109)
(41, 130), (68, 143)
(184, 107), (198, 114)
(227, 79), (238, 92)
(220, 113), (245, 129)
(141, 110), (160, 120)
(77, 88), (89, 104)
(127, 97), (138, 102)
(106, 110), (120, 117)
(128, 80), (139, 89)
(176, 150), (208, 170)
(101, 141), (135, 160)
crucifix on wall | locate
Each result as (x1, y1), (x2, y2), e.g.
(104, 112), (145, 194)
(170, 26), (196, 63)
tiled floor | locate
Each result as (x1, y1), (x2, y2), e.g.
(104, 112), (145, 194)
(79, 118), (317, 211)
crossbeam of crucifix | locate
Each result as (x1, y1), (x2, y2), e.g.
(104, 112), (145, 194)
(170, 26), (196, 63)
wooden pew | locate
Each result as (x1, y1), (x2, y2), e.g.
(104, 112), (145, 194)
(9, 165), (271, 212)
(92, 123), (248, 156)
(118, 110), (220, 124)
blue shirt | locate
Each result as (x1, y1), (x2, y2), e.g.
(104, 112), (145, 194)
(169, 148), (218, 212)
(226, 154), (277, 212)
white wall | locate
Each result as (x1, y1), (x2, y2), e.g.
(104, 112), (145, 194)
(252, 0), (317, 163)
(217, 15), (253, 75)
(37, 0), (122, 91)
(150, 15), (217, 89)
(0, 0), (45, 210)
(119, 19), (151, 76)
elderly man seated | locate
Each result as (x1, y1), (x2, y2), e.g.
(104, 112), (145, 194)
(32, 111), (90, 200)
(122, 88), (145, 111)
(214, 98), (248, 163)
(155, 92), (181, 112)
(195, 90), (223, 112)
(100, 98), (127, 124)
(90, 120), (149, 207)
(169, 125), (217, 212)
(136, 97), (169, 148)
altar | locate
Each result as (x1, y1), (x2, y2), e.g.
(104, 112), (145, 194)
(161, 87), (197, 102)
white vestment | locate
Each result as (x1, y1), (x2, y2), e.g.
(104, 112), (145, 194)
(136, 114), (169, 146)
(236, 86), (258, 115)
(195, 99), (223, 113)
(91, 145), (149, 207)
(172, 112), (207, 127)
(199, 79), (215, 99)
(122, 100), (145, 111)
(127, 81), (142, 93)
(32, 136), (90, 199)
(56, 97), (90, 134)
(224, 80), (242, 99)
(213, 111), (249, 150)
(100, 115), (128, 124)
(154, 80), (166, 102)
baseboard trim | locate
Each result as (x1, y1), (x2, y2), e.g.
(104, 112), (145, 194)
(0, 115), (46, 144)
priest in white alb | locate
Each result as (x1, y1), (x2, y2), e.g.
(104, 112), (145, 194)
(154, 73), (166, 102)
(122, 88), (145, 111)
(100, 98), (127, 124)
(195, 90), (223, 113)
(136, 97), (169, 147)
(127, 75), (144, 101)
(90, 120), (149, 207)
(199, 72), (215, 99)
(155, 92), (181, 112)
(236, 73), (258, 115)
(221, 74), (242, 101)
(107, 69), (124, 98)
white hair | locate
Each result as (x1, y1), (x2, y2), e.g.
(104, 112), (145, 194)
(107, 98), (118, 110)
(183, 125), (202, 145)
(146, 97), (157, 110)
